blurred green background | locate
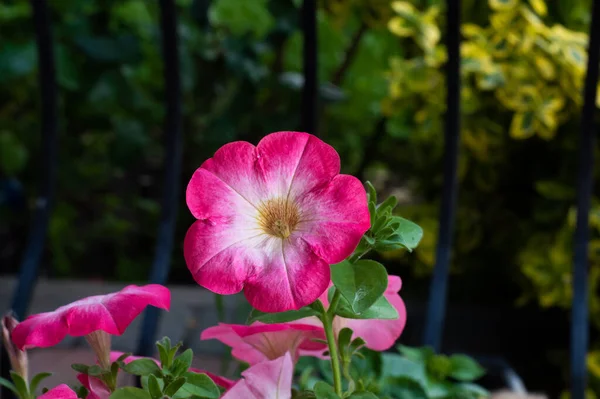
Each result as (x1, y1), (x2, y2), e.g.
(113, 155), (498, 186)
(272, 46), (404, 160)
(2, 0), (600, 395)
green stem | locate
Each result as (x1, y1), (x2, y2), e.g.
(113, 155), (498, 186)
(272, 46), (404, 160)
(322, 290), (343, 396)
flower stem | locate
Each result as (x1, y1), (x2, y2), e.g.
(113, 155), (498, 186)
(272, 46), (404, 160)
(322, 289), (343, 395)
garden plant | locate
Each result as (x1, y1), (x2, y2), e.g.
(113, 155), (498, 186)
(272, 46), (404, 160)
(0, 132), (486, 398)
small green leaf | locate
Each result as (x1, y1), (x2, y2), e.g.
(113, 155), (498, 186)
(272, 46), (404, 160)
(338, 327), (353, 350)
(365, 181), (377, 205)
(449, 354), (485, 381)
(10, 371), (28, 398)
(377, 195), (398, 215)
(71, 363), (90, 374)
(331, 259), (388, 314)
(164, 376), (186, 397)
(148, 375), (162, 399)
(178, 372), (221, 398)
(391, 216), (423, 252)
(452, 382), (489, 396)
(30, 372), (52, 393)
(115, 352), (132, 363)
(171, 348), (193, 376)
(123, 359), (162, 376)
(247, 307), (319, 324)
(397, 345), (434, 363)
(109, 387), (152, 399)
(334, 293), (398, 320)
(157, 342), (169, 367)
(87, 365), (105, 376)
(0, 377), (17, 395)
(313, 381), (341, 399)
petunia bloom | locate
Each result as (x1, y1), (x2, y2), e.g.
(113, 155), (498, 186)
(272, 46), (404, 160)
(184, 131), (370, 312)
(1, 313), (28, 380)
(110, 351), (235, 389)
(222, 352), (293, 399)
(11, 285), (170, 368)
(38, 385), (78, 399)
(299, 275), (407, 354)
(200, 322), (326, 365)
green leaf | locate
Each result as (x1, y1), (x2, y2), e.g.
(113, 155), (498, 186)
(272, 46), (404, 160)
(313, 381), (341, 399)
(0, 377), (17, 395)
(330, 259), (388, 314)
(71, 363), (90, 374)
(10, 371), (28, 398)
(397, 345), (434, 364)
(0, 132), (28, 175)
(171, 349), (193, 376)
(348, 392), (379, 398)
(164, 376), (186, 397)
(449, 354), (485, 381)
(247, 307), (319, 324)
(390, 216), (423, 252)
(109, 387), (152, 399)
(30, 372), (52, 393)
(335, 294), (398, 320)
(452, 382), (489, 397)
(387, 377), (428, 399)
(377, 195), (398, 215)
(87, 365), (105, 376)
(365, 181), (377, 205)
(338, 327), (353, 351)
(123, 359), (162, 377)
(148, 375), (162, 399)
(177, 372), (221, 398)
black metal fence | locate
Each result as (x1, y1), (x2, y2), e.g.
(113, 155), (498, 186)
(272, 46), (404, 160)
(2, 0), (600, 398)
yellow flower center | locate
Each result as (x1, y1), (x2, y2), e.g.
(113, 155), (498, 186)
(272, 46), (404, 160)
(257, 197), (300, 239)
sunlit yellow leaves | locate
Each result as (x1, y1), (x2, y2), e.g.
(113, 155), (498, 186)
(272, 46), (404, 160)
(527, 0), (547, 16)
(489, 0), (518, 11)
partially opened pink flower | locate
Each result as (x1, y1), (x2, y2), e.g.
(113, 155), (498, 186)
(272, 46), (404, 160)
(222, 352), (293, 399)
(12, 285), (170, 350)
(300, 275), (407, 354)
(184, 131), (370, 312)
(201, 322), (326, 365)
(77, 374), (110, 399)
(38, 385), (78, 399)
(110, 352), (235, 389)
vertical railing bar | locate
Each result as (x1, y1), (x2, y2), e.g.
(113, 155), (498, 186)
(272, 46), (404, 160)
(300, 0), (318, 136)
(2, 1), (59, 397)
(571, 1), (600, 397)
(136, 0), (183, 357)
(422, 0), (461, 352)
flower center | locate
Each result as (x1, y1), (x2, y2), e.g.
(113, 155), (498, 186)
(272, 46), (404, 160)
(257, 197), (300, 239)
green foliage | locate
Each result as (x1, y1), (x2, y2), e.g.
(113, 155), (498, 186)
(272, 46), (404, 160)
(331, 259), (388, 314)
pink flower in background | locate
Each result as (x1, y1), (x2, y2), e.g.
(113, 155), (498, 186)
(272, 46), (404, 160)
(77, 374), (110, 399)
(37, 385), (78, 399)
(184, 131), (370, 312)
(11, 285), (170, 350)
(110, 352), (235, 389)
(222, 352), (293, 399)
(300, 275), (407, 355)
(201, 322), (326, 365)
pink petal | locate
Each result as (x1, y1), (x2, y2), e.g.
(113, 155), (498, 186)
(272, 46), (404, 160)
(77, 375), (110, 399)
(297, 175), (370, 263)
(38, 385), (78, 399)
(342, 275), (407, 351)
(222, 353), (293, 399)
(243, 237), (330, 312)
(201, 322), (326, 365)
(12, 285), (170, 350)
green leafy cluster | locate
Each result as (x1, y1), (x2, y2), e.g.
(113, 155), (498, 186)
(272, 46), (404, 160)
(0, 371), (52, 399)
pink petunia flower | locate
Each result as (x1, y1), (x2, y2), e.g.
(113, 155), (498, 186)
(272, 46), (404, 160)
(77, 374), (110, 399)
(184, 131), (370, 312)
(300, 275), (407, 354)
(110, 351), (235, 389)
(11, 285), (170, 368)
(222, 352), (293, 399)
(38, 384), (78, 399)
(200, 322), (326, 365)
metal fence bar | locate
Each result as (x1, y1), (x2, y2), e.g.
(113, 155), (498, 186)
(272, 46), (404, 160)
(571, 1), (600, 397)
(300, 0), (318, 135)
(136, 0), (183, 357)
(1, 1), (59, 396)
(422, 0), (461, 351)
